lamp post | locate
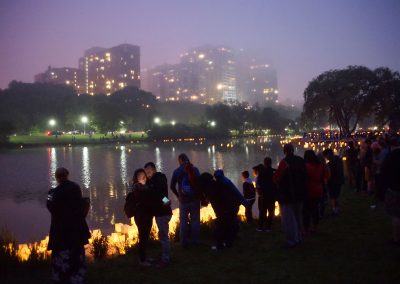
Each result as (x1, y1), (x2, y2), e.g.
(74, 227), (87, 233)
(154, 117), (161, 125)
(49, 119), (56, 128)
(81, 116), (88, 135)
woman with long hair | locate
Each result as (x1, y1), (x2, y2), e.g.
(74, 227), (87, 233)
(303, 150), (328, 234)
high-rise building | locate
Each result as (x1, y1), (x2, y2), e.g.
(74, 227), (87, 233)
(83, 44), (140, 95)
(145, 46), (237, 104)
(236, 50), (278, 105)
(179, 46), (237, 104)
(246, 63), (278, 104)
(143, 64), (181, 101)
(34, 66), (85, 94)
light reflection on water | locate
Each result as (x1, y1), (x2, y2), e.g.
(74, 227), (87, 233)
(48, 147), (57, 188)
(0, 138), (287, 242)
(82, 146), (91, 189)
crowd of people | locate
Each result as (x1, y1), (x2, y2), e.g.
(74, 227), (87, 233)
(46, 135), (400, 283)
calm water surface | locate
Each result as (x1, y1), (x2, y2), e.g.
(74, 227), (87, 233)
(0, 138), (301, 242)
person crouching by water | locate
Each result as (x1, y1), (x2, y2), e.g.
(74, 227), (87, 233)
(241, 171), (256, 223)
(198, 171), (249, 250)
(214, 170), (249, 250)
(144, 162), (172, 267)
(47, 167), (91, 284)
(132, 168), (156, 267)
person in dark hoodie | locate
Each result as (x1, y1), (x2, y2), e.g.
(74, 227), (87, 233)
(213, 169), (249, 250)
(47, 167), (91, 284)
(144, 162), (173, 267)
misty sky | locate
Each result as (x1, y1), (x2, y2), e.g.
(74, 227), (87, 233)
(0, 0), (399, 102)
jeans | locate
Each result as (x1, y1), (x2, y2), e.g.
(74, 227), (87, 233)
(303, 197), (320, 230)
(155, 215), (172, 261)
(134, 214), (153, 262)
(215, 211), (239, 249)
(179, 200), (200, 246)
(258, 196), (275, 230)
(280, 203), (302, 246)
(245, 199), (255, 223)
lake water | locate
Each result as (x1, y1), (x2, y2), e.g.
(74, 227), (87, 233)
(0, 137), (296, 242)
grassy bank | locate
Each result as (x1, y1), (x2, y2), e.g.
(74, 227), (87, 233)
(8, 132), (147, 147)
(2, 187), (400, 284)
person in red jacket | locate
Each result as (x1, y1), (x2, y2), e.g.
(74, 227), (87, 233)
(303, 150), (329, 234)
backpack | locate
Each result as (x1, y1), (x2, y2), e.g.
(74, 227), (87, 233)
(124, 191), (137, 218)
(179, 163), (198, 197)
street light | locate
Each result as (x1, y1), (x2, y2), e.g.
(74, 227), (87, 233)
(154, 117), (161, 124)
(171, 120), (176, 126)
(49, 119), (56, 127)
(210, 121), (216, 127)
(81, 116), (88, 135)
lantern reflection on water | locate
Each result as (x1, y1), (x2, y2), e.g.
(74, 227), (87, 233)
(13, 203), (280, 261)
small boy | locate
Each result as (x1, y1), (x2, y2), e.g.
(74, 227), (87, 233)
(241, 171), (256, 223)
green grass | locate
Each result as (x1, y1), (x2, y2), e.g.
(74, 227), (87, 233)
(9, 132), (147, 146)
(2, 187), (400, 284)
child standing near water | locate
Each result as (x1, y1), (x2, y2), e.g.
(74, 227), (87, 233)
(241, 171), (256, 223)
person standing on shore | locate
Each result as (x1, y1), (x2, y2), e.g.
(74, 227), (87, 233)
(144, 162), (172, 267)
(382, 138), (400, 246)
(241, 170), (256, 223)
(47, 167), (91, 284)
(273, 144), (306, 248)
(323, 148), (345, 216)
(344, 141), (361, 192)
(132, 168), (156, 267)
(170, 153), (201, 247)
(303, 150), (327, 234)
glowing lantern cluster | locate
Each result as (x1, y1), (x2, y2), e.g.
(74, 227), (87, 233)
(11, 203), (280, 261)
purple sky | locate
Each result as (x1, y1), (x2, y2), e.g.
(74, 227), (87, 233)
(1, 0), (399, 102)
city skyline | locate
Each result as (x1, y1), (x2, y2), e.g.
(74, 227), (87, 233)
(1, 0), (399, 103)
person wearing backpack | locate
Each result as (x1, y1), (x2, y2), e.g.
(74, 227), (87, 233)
(273, 143), (306, 249)
(170, 153), (201, 247)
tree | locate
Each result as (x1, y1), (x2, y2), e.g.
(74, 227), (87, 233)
(0, 120), (15, 144)
(371, 67), (400, 129)
(302, 66), (375, 135)
(91, 101), (123, 134)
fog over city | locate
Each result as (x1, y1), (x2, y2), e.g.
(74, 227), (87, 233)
(1, 0), (399, 104)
